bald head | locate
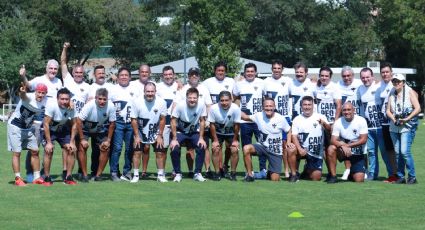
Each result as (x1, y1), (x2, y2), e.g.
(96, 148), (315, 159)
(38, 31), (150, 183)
(342, 102), (355, 121)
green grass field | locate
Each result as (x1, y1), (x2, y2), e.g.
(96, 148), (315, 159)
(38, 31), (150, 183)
(1, 121), (424, 229)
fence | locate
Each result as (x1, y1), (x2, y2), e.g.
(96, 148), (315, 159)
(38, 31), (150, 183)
(1, 104), (16, 122)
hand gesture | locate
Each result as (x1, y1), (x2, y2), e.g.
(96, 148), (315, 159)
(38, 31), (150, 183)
(100, 140), (110, 151)
(19, 65), (26, 77)
(169, 139), (180, 151)
(63, 42), (71, 49)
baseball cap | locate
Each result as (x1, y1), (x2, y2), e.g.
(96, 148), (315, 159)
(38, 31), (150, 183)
(188, 67), (200, 76)
(392, 73), (405, 81)
(35, 83), (48, 92)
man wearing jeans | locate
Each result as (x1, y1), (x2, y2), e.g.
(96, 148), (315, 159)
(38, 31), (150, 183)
(357, 67), (394, 180)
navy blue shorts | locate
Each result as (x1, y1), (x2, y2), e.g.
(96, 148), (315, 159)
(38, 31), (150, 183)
(217, 134), (235, 145)
(133, 142), (166, 153)
(349, 154), (366, 174)
(41, 130), (71, 148)
(83, 132), (108, 146)
(240, 123), (260, 147)
(253, 143), (282, 174)
(304, 154), (323, 171)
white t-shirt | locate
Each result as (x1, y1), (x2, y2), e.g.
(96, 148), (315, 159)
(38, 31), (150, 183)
(233, 78), (264, 123)
(63, 72), (90, 114)
(174, 84), (212, 107)
(171, 102), (206, 134)
(263, 76), (292, 117)
(130, 97), (167, 143)
(78, 99), (116, 133)
(129, 79), (156, 97)
(292, 113), (328, 159)
(337, 79), (362, 115)
(357, 82), (385, 129)
(202, 77), (235, 104)
(9, 93), (48, 129)
(332, 115), (368, 155)
(88, 82), (114, 100)
(289, 78), (315, 118)
(156, 82), (179, 125)
(208, 103), (241, 136)
(29, 75), (63, 98)
(249, 112), (291, 156)
(314, 81), (341, 123)
(378, 80), (393, 125)
(109, 84), (139, 123)
(44, 100), (75, 132)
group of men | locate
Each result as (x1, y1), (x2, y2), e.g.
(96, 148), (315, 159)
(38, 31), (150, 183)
(8, 42), (412, 186)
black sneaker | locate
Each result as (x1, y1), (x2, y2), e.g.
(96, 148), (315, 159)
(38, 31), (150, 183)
(219, 168), (225, 178)
(205, 171), (213, 179)
(92, 176), (102, 182)
(244, 175), (255, 182)
(289, 174), (299, 183)
(187, 172), (195, 179)
(212, 173), (221, 181)
(395, 178), (406, 184)
(229, 172), (237, 181)
(407, 177), (417, 185)
(81, 175), (90, 183)
(324, 174), (331, 182)
(327, 176), (337, 184)
(141, 172), (149, 179)
(64, 176), (77, 185)
(76, 173), (83, 181)
(61, 170), (67, 181)
(43, 176), (53, 186)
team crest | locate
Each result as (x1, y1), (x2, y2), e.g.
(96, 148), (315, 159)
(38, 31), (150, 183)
(130, 92), (134, 96)
(254, 86), (258, 91)
(351, 87), (355, 92)
(272, 123), (277, 129)
(386, 89), (390, 93)
(80, 88), (84, 92)
(353, 129), (357, 135)
(173, 91), (176, 95)
(324, 91), (328, 96)
(193, 113), (197, 117)
(103, 113), (107, 117)
(154, 109), (158, 114)
(281, 82), (286, 87)
(64, 112), (68, 117)
(303, 87), (308, 92)
(313, 122), (318, 128)
(371, 91), (376, 95)
(225, 85), (229, 89)
(200, 94), (203, 98)
(227, 115), (231, 119)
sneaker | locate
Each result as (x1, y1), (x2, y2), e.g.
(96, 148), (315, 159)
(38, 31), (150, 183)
(26, 173), (34, 183)
(120, 173), (132, 182)
(15, 177), (26, 186)
(157, 175), (168, 183)
(407, 177), (417, 185)
(395, 177), (406, 184)
(173, 173), (182, 182)
(341, 169), (350, 181)
(61, 170), (67, 181)
(187, 171), (194, 179)
(141, 172), (149, 179)
(244, 175), (255, 182)
(327, 176), (338, 184)
(43, 176), (53, 186)
(92, 176), (102, 182)
(171, 170), (176, 179)
(205, 171), (213, 179)
(76, 173), (83, 181)
(254, 169), (267, 179)
(130, 175), (139, 183)
(111, 173), (120, 182)
(32, 177), (45, 185)
(289, 174), (299, 183)
(384, 175), (398, 183)
(194, 173), (207, 182)
(229, 172), (237, 181)
(64, 176), (77, 185)
(284, 172), (290, 179)
(212, 172), (221, 181)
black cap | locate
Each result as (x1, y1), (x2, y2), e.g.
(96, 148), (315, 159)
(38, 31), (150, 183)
(188, 67), (200, 76)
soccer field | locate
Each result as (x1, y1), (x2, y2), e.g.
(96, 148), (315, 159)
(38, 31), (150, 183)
(1, 122), (424, 230)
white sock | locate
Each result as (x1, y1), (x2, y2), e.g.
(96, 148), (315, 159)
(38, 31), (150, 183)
(133, 169), (139, 177)
(15, 172), (21, 178)
(34, 171), (40, 179)
(158, 169), (164, 176)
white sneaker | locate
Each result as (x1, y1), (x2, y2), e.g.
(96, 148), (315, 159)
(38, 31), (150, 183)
(173, 173), (182, 182)
(254, 169), (267, 179)
(130, 175), (139, 183)
(193, 173), (207, 182)
(157, 175), (168, 183)
(341, 169), (350, 180)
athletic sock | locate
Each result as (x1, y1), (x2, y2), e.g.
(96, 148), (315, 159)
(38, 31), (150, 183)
(34, 171), (41, 179)
(133, 169), (139, 177)
(15, 172), (21, 178)
(158, 169), (164, 176)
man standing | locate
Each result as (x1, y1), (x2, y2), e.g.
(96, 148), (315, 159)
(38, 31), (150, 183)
(42, 88), (77, 185)
(241, 98), (293, 182)
(337, 66), (363, 180)
(88, 65), (114, 101)
(263, 59), (292, 178)
(327, 102), (368, 183)
(8, 82), (48, 186)
(109, 67), (139, 181)
(170, 88), (207, 182)
(233, 63), (266, 178)
(289, 62), (315, 119)
(357, 67), (394, 180)
(130, 82), (168, 183)
(208, 91), (241, 181)
(77, 88), (116, 181)
(289, 96), (331, 182)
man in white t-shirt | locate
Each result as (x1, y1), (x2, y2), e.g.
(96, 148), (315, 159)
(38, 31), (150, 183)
(41, 88), (77, 186)
(289, 62), (315, 119)
(130, 82), (168, 183)
(208, 91), (241, 181)
(8, 83), (48, 186)
(357, 67), (394, 180)
(327, 102), (368, 183)
(233, 63), (266, 178)
(170, 87), (208, 182)
(87, 65), (114, 101)
(289, 96), (331, 183)
(241, 98), (293, 182)
(77, 88), (116, 182)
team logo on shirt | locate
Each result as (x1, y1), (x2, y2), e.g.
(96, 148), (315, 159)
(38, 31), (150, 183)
(324, 91), (328, 96)
(200, 94), (203, 98)
(130, 92), (134, 96)
(154, 109), (158, 114)
(103, 113), (107, 117)
(227, 115), (231, 119)
(281, 82), (285, 87)
(173, 91), (176, 95)
(303, 87), (308, 92)
(193, 112), (197, 117)
(371, 91), (376, 95)
(254, 86), (258, 91)
(313, 122), (318, 128)
(64, 112), (68, 117)
(386, 89), (390, 93)
(351, 87), (356, 92)
(80, 88), (84, 92)
(272, 123), (277, 129)
(353, 129), (357, 135)
(225, 85), (229, 89)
